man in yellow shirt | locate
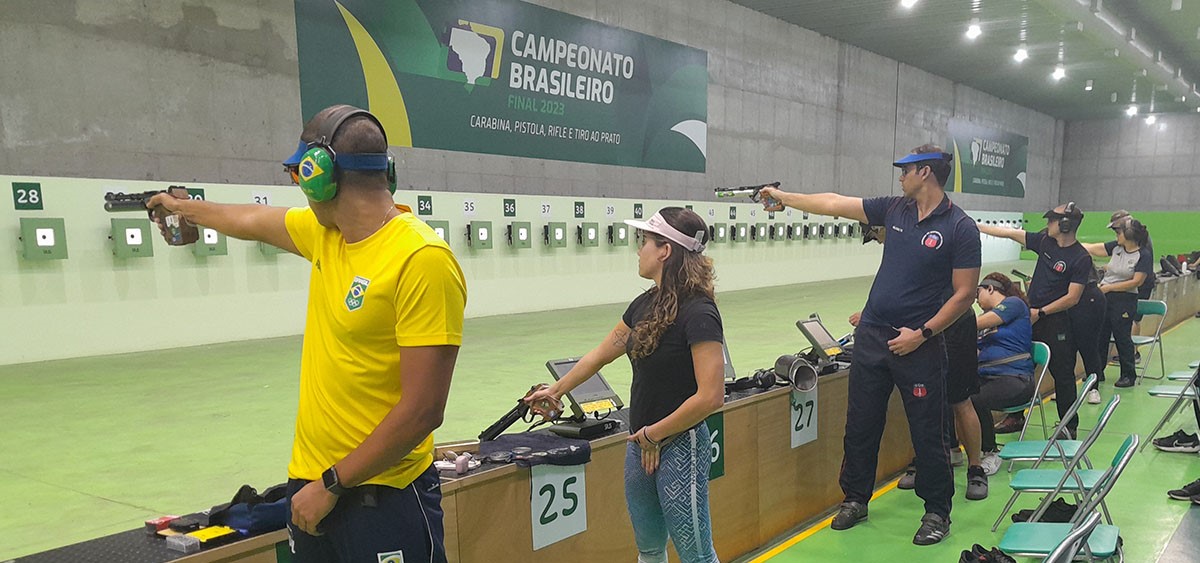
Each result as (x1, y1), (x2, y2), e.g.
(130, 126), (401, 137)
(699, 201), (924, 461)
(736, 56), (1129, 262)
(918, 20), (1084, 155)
(149, 105), (465, 563)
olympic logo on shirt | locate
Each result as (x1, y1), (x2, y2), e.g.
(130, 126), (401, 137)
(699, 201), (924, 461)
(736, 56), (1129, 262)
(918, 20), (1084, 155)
(921, 231), (944, 250)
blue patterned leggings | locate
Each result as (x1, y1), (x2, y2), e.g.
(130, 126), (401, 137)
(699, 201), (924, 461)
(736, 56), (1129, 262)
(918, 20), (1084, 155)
(624, 423), (718, 563)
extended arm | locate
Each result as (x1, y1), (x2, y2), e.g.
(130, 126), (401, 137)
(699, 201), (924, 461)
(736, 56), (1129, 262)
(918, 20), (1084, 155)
(978, 224), (1027, 246)
(757, 186), (868, 223)
(146, 193), (299, 254)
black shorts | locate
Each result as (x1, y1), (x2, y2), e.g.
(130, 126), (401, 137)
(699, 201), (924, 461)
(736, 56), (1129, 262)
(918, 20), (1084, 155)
(286, 464), (447, 563)
(943, 312), (980, 404)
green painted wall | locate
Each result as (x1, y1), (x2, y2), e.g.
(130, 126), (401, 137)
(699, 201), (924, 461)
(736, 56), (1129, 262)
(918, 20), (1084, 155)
(1020, 210), (1199, 261)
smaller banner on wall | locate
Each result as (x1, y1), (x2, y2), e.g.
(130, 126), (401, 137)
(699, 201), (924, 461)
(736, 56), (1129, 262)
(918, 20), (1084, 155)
(946, 119), (1028, 198)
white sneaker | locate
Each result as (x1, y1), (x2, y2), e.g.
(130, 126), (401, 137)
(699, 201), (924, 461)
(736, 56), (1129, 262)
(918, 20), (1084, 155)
(980, 451), (1002, 476)
(1086, 389), (1101, 404)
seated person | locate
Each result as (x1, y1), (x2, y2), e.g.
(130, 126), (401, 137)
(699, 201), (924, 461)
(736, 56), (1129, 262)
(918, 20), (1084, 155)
(971, 273), (1036, 475)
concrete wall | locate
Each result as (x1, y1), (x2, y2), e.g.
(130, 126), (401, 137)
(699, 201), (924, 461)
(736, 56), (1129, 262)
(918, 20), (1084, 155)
(0, 0), (1062, 211)
(1061, 115), (1200, 211)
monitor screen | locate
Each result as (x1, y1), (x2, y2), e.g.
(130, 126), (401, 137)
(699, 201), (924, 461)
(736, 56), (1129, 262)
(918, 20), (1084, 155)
(796, 318), (843, 361)
(546, 358), (625, 416)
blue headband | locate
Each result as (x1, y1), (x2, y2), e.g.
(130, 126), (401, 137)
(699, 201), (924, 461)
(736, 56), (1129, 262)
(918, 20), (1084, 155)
(281, 140), (389, 170)
(893, 152), (952, 167)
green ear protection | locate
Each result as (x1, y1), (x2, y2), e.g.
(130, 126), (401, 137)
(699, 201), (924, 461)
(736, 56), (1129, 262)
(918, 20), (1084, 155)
(296, 106), (397, 202)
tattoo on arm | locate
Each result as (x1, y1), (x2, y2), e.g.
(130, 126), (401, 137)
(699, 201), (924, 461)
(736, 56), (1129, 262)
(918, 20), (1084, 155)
(611, 328), (630, 348)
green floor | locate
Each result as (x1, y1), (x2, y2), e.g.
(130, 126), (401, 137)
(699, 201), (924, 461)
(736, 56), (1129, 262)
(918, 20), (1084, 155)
(1, 260), (1197, 561)
(758, 319), (1200, 563)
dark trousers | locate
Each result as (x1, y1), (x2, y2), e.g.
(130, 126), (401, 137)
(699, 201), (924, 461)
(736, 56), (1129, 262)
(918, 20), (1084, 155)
(841, 324), (953, 519)
(286, 464), (447, 563)
(972, 375), (1035, 452)
(1100, 292), (1138, 381)
(1069, 285), (1107, 380)
(1033, 311), (1079, 433)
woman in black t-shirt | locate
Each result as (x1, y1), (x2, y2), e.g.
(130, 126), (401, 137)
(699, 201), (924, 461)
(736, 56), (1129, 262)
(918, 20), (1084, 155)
(528, 207), (724, 563)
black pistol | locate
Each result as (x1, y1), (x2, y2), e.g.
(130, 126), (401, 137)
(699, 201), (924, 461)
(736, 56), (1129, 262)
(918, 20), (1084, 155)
(104, 186), (199, 246)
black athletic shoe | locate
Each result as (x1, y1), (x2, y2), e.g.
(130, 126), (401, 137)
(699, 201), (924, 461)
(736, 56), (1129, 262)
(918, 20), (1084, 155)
(1168, 478), (1200, 500)
(913, 512), (951, 545)
(897, 464), (916, 490)
(1154, 430), (1200, 453)
(965, 465), (988, 501)
(830, 501), (868, 530)
(994, 414), (1025, 434)
(1115, 376), (1136, 388)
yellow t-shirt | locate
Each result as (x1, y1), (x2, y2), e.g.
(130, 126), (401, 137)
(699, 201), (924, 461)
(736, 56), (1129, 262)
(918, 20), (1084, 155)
(284, 205), (466, 489)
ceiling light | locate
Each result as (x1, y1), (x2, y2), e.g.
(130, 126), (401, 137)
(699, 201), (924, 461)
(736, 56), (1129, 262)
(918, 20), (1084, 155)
(1195, 107), (1200, 112)
(1172, 0), (1183, 11)
(1126, 105), (1139, 116)
(900, 0), (919, 8)
(1159, 123), (1168, 132)
(1085, 79), (1094, 91)
(1014, 47), (1028, 62)
(1052, 66), (1066, 81)
(1146, 115), (1157, 125)
(966, 19), (982, 40)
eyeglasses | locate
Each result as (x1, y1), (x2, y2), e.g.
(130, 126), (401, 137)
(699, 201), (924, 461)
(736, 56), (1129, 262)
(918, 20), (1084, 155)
(900, 165), (926, 178)
(285, 165), (300, 185)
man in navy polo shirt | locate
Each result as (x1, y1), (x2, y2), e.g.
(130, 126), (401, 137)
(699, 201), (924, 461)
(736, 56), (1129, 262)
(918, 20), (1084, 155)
(760, 144), (980, 545)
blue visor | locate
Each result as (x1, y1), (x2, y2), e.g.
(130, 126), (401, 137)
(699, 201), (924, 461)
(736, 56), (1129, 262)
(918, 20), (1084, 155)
(282, 141), (307, 167)
(893, 152), (952, 167)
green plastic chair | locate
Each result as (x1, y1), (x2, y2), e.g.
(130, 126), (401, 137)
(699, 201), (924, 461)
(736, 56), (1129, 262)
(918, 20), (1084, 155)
(1191, 360), (1199, 370)
(1167, 371), (1197, 381)
(1131, 300), (1167, 382)
(999, 434), (1138, 562)
(992, 392), (1119, 532)
(997, 341), (1053, 441)
(1141, 367), (1200, 453)
(1042, 511), (1103, 563)
(999, 374), (1099, 474)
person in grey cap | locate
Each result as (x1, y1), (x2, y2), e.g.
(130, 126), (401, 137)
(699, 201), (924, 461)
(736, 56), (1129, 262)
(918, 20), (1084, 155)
(528, 207), (724, 563)
(1106, 211), (1156, 338)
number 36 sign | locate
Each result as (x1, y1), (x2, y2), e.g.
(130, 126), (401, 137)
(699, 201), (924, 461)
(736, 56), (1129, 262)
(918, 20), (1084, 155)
(530, 464), (587, 550)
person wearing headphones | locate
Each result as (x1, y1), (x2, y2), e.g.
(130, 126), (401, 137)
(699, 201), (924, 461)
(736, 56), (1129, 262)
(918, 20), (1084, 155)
(977, 203), (1096, 439)
(527, 207), (724, 563)
(1082, 218), (1153, 388)
(971, 273), (1035, 476)
(1106, 211), (1155, 340)
(147, 105), (466, 562)
(759, 144), (981, 546)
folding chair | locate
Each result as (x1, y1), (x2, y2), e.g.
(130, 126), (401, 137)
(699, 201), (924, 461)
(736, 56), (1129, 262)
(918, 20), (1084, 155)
(1132, 299), (1167, 382)
(1042, 511), (1103, 563)
(999, 375), (1099, 473)
(999, 434), (1138, 563)
(992, 393), (1120, 532)
(998, 341), (1053, 441)
(1140, 366), (1200, 452)
(1191, 360), (1198, 370)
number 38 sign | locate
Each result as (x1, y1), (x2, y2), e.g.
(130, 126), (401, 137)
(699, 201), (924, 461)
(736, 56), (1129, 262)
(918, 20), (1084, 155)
(530, 464), (587, 550)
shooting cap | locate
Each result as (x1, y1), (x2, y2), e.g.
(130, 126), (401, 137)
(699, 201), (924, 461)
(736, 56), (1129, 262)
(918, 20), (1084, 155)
(978, 278), (1006, 291)
(625, 212), (706, 253)
(1106, 210), (1131, 229)
(893, 152), (952, 167)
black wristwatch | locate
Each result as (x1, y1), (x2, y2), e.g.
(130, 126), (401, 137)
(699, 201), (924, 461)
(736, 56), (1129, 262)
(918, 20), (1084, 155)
(920, 325), (934, 339)
(321, 466), (348, 496)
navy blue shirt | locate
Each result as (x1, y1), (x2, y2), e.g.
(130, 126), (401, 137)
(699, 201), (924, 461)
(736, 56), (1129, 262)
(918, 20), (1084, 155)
(978, 296), (1034, 377)
(859, 195), (981, 329)
(1024, 231), (1093, 309)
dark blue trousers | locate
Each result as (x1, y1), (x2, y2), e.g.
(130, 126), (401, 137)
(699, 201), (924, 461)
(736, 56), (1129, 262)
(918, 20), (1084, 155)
(286, 464), (447, 563)
(840, 324), (954, 519)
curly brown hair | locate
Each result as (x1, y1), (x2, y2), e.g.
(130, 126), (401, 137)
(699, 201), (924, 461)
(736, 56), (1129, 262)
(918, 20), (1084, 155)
(982, 271), (1027, 305)
(629, 208), (716, 359)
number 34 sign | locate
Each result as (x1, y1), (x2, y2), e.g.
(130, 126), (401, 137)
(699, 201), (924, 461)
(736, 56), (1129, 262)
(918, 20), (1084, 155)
(530, 464), (587, 550)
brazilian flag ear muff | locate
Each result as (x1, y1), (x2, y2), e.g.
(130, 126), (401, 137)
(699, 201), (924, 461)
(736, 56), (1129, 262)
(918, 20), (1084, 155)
(294, 106), (394, 202)
(298, 144), (339, 202)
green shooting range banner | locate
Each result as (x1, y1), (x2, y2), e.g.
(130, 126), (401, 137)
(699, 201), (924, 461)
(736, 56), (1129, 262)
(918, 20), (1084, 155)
(295, 0), (709, 172)
(946, 119), (1028, 198)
